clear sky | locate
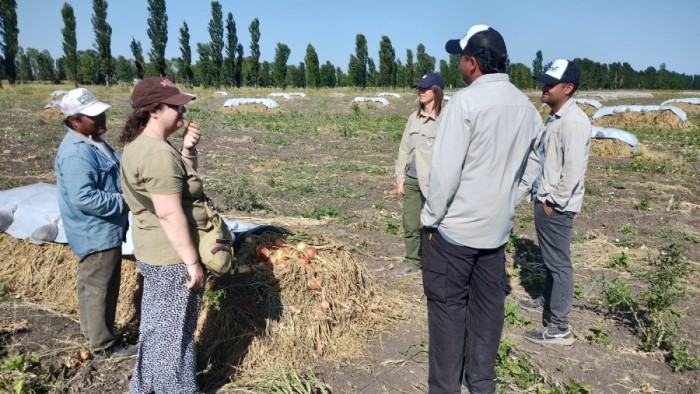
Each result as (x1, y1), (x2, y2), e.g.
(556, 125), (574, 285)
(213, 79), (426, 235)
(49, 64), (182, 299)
(15, 0), (700, 75)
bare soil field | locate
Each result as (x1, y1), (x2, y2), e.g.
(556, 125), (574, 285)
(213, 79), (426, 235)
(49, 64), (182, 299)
(0, 84), (698, 393)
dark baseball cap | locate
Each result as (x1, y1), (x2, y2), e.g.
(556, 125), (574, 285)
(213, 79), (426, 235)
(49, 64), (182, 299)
(535, 59), (581, 86)
(415, 73), (445, 89)
(131, 77), (195, 108)
(445, 24), (507, 57)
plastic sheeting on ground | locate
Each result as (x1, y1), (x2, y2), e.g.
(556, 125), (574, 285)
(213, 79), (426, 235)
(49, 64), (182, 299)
(44, 100), (62, 109)
(661, 98), (700, 106)
(377, 92), (401, 98)
(0, 183), (291, 256)
(578, 91), (654, 100)
(329, 92), (346, 97)
(214, 91), (228, 96)
(0, 183), (66, 244)
(575, 98), (603, 108)
(592, 105), (687, 122)
(223, 98), (280, 108)
(352, 97), (390, 106)
(590, 126), (639, 147)
(50, 90), (68, 97)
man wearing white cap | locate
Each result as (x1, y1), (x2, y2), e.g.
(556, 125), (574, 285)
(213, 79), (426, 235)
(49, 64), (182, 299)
(518, 59), (591, 346)
(54, 88), (136, 358)
(420, 25), (542, 393)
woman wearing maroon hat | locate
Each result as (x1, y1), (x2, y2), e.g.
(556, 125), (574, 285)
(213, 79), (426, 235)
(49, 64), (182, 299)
(120, 77), (204, 393)
(392, 72), (445, 277)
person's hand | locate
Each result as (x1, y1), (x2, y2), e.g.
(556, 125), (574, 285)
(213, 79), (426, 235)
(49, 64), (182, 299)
(184, 262), (205, 290)
(544, 200), (554, 216)
(397, 179), (405, 196)
(182, 121), (200, 150)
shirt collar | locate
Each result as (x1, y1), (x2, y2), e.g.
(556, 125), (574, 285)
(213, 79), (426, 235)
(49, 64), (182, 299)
(67, 128), (103, 145)
(419, 109), (437, 121)
(469, 73), (510, 87)
(551, 97), (577, 119)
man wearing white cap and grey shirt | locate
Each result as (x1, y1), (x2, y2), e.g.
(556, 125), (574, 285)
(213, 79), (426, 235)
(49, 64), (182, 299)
(420, 25), (542, 393)
(54, 88), (136, 358)
(517, 59), (591, 346)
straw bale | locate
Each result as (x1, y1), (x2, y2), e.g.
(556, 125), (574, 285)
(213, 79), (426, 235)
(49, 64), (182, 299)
(196, 231), (400, 382)
(223, 103), (279, 113)
(0, 231), (399, 383)
(579, 103), (599, 117)
(668, 102), (700, 114)
(353, 101), (388, 109)
(37, 107), (64, 121)
(0, 233), (141, 325)
(593, 110), (686, 130)
(590, 139), (635, 158)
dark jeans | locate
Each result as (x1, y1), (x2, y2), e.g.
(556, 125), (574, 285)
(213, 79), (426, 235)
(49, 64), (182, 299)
(534, 201), (575, 329)
(402, 176), (425, 268)
(78, 247), (122, 351)
(421, 230), (506, 394)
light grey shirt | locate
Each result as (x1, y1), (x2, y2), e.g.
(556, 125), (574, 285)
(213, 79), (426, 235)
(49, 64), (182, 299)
(517, 98), (591, 213)
(420, 73), (542, 249)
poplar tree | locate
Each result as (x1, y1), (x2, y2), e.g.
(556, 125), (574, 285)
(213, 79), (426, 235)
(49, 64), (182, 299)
(416, 43), (435, 75)
(130, 38), (145, 79)
(178, 21), (193, 87)
(378, 35), (395, 87)
(222, 12), (237, 88)
(272, 42), (290, 88)
(0, 0), (19, 85)
(405, 49), (415, 86)
(304, 44), (320, 89)
(247, 18), (260, 87)
(354, 34), (368, 89)
(147, 0), (167, 76)
(532, 50), (543, 79)
(234, 43), (243, 87)
(61, 2), (78, 87)
(320, 60), (336, 88)
(92, 0), (112, 86)
(208, 1), (223, 86)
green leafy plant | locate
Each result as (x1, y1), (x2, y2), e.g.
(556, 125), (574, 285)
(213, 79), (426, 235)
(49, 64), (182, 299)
(504, 301), (531, 328)
(633, 193), (652, 210)
(584, 323), (611, 347)
(619, 223), (637, 235)
(601, 244), (698, 370)
(606, 177), (626, 190)
(0, 353), (59, 393)
(608, 252), (630, 270)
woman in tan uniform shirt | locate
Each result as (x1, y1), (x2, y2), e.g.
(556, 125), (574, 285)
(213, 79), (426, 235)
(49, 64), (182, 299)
(392, 73), (445, 277)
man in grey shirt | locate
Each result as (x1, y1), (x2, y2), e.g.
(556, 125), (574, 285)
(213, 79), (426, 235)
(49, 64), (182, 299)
(420, 25), (542, 393)
(518, 59), (591, 346)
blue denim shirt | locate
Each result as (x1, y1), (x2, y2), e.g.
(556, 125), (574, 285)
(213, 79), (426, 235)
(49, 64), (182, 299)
(54, 128), (128, 257)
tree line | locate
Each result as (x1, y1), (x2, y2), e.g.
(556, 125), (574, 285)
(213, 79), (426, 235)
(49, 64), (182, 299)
(1, 0), (698, 90)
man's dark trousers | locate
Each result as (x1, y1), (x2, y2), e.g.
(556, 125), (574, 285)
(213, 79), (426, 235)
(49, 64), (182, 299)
(78, 247), (122, 352)
(421, 230), (505, 394)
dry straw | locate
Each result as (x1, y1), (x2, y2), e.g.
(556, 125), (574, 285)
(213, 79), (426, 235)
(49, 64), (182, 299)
(667, 102), (700, 114)
(0, 230), (399, 387)
(589, 139), (650, 158)
(594, 110), (686, 130)
(223, 104), (280, 113)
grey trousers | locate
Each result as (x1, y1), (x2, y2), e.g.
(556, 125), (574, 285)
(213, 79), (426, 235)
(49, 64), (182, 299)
(534, 201), (575, 329)
(78, 247), (122, 351)
(401, 176), (425, 268)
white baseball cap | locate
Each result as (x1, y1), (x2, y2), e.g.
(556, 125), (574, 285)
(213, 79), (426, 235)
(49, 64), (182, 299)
(60, 88), (111, 117)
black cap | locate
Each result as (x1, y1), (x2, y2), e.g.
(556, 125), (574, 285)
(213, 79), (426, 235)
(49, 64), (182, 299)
(415, 73), (445, 89)
(445, 24), (507, 58)
(535, 59), (581, 86)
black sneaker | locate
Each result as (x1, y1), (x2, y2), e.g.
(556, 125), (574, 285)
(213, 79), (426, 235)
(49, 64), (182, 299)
(93, 341), (138, 359)
(519, 296), (544, 313)
(524, 324), (575, 346)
